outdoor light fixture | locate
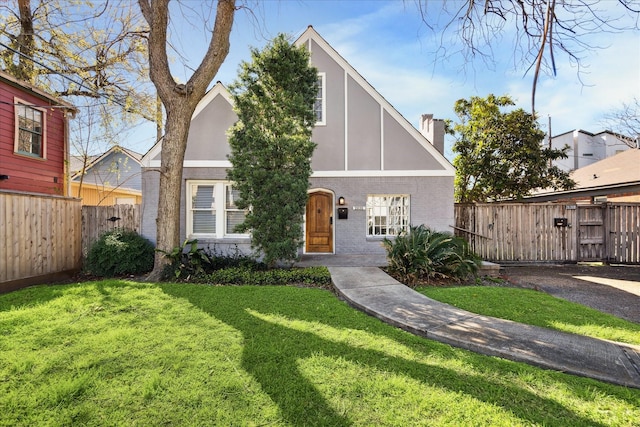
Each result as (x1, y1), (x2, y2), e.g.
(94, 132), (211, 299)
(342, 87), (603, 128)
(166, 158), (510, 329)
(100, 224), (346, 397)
(338, 196), (345, 205)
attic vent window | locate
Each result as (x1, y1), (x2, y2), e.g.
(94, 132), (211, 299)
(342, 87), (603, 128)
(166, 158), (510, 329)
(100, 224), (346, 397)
(314, 72), (326, 126)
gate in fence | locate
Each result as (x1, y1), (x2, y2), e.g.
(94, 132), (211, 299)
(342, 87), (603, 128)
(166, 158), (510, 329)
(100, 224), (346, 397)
(81, 204), (141, 255)
(455, 202), (640, 264)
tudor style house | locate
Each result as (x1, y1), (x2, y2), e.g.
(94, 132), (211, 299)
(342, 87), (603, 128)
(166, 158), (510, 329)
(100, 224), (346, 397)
(140, 26), (455, 256)
(0, 70), (76, 196)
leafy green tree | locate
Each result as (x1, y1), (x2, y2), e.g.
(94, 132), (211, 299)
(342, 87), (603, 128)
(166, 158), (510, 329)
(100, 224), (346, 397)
(452, 94), (574, 203)
(0, 0), (152, 115)
(227, 34), (319, 267)
(1, 0), (156, 196)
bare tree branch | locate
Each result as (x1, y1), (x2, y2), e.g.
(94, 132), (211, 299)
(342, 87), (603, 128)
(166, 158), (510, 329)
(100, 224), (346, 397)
(415, 0), (640, 112)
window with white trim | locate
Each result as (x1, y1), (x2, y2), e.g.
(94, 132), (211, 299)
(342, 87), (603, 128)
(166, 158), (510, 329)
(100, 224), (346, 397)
(366, 195), (410, 237)
(15, 99), (45, 158)
(225, 185), (245, 234)
(314, 72), (326, 126)
(187, 181), (248, 238)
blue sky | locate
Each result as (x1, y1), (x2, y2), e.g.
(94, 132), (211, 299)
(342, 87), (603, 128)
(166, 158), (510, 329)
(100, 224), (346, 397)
(127, 0), (640, 158)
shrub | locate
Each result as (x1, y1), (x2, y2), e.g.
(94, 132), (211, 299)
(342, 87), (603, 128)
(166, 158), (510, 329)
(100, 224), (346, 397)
(159, 239), (213, 280)
(160, 241), (267, 280)
(159, 240), (331, 287)
(85, 229), (154, 277)
(203, 266), (331, 287)
(383, 225), (481, 286)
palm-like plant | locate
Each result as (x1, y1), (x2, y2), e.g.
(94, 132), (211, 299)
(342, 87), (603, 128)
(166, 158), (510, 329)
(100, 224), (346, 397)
(383, 225), (481, 286)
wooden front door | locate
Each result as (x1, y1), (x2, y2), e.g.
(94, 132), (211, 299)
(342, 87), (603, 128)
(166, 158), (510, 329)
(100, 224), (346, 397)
(306, 192), (333, 253)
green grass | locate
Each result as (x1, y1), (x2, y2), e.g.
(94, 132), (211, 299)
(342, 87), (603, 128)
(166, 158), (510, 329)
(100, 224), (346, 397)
(417, 286), (640, 346)
(0, 281), (638, 426)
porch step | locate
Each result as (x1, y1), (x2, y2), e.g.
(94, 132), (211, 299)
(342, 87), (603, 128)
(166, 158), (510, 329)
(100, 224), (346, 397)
(479, 261), (500, 277)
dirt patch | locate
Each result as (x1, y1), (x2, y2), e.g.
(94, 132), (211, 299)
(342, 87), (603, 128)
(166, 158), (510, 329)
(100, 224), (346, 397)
(498, 264), (640, 324)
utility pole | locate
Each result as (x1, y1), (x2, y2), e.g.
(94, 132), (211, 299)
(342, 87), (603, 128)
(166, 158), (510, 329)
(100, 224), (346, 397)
(548, 114), (553, 168)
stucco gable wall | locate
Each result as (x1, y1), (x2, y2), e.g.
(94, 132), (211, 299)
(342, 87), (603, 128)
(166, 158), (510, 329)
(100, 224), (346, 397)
(304, 29), (451, 174)
(309, 39), (346, 171)
(383, 111), (445, 170)
(347, 76), (381, 170)
(185, 95), (236, 162)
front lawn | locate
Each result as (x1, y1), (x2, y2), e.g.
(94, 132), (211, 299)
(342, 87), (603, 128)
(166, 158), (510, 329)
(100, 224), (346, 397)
(1, 281), (638, 426)
(417, 286), (640, 346)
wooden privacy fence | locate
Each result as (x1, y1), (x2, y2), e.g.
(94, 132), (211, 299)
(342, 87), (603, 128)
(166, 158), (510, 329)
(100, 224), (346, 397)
(81, 204), (141, 255)
(455, 202), (640, 264)
(0, 192), (82, 289)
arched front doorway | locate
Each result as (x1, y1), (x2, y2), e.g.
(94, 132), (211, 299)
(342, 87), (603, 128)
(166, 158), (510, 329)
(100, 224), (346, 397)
(305, 191), (333, 253)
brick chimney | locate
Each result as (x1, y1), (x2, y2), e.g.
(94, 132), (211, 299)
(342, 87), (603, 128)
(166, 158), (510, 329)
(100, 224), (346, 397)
(420, 114), (445, 155)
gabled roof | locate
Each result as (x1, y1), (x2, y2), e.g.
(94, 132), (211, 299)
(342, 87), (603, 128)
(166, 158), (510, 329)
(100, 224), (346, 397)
(295, 26), (453, 174)
(142, 26), (454, 175)
(71, 145), (143, 180)
(552, 128), (635, 144)
(70, 154), (99, 175)
(141, 82), (231, 165)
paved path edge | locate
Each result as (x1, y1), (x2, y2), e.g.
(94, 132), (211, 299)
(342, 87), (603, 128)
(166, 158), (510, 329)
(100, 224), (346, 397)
(329, 267), (640, 390)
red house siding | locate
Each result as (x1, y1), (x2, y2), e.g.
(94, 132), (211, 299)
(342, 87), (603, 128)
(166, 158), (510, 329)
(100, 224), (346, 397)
(0, 78), (70, 196)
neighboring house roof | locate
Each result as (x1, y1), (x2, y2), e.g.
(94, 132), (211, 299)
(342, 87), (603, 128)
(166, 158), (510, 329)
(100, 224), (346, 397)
(526, 148), (640, 201)
(571, 148), (640, 188)
(72, 145), (143, 192)
(69, 154), (99, 176)
(71, 146), (142, 179)
(553, 128), (637, 146)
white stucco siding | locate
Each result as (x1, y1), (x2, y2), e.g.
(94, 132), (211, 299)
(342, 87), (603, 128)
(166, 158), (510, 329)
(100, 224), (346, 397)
(185, 95), (236, 162)
(309, 39), (346, 171)
(347, 76), (382, 170)
(383, 111), (446, 171)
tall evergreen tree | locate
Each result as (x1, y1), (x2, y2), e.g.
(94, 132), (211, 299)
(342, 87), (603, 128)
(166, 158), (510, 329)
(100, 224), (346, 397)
(452, 94), (574, 203)
(227, 34), (318, 266)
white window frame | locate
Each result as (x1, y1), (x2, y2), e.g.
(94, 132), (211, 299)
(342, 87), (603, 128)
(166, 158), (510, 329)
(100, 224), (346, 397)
(366, 195), (410, 237)
(314, 72), (326, 126)
(14, 97), (47, 159)
(186, 180), (249, 239)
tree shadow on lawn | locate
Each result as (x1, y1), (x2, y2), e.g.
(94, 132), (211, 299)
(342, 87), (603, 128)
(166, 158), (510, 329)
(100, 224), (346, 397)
(160, 284), (630, 427)
(0, 283), (73, 311)
(0, 280), (133, 312)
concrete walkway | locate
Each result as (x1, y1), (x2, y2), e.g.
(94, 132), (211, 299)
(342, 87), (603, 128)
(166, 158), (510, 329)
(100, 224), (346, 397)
(329, 266), (640, 389)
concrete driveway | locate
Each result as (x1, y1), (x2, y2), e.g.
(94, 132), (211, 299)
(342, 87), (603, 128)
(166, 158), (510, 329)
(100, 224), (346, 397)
(500, 264), (640, 324)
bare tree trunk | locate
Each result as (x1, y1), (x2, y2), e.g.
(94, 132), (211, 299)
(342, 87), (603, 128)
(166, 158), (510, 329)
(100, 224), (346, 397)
(140, 0), (235, 280)
(150, 109), (190, 278)
(15, 0), (35, 81)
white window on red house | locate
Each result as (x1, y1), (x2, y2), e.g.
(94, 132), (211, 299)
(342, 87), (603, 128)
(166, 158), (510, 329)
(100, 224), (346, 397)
(15, 102), (45, 158)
